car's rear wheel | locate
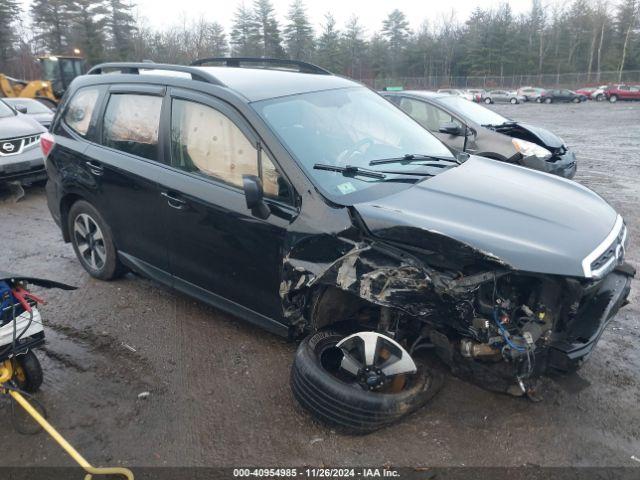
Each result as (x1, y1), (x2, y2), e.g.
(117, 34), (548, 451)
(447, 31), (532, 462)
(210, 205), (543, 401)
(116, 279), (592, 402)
(544, 97), (552, 104)
(68, 200), (123, 280)
(510, 98), (517, 104)
(290, 330), (442, 434)
(484, 98), (492, 104)
(609, 95), (618, 103)
(595, 94), (604, 101)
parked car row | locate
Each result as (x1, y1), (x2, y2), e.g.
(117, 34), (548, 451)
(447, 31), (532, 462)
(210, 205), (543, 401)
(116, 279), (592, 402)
(34, 58), (632, 433)
(431, 83), (640, 104)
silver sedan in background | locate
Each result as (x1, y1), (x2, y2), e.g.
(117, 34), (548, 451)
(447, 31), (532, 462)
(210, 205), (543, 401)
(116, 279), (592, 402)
(483, 89), (526, 104)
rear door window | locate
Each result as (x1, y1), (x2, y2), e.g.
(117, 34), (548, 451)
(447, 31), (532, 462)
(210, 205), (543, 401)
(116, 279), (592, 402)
(102, 94), (163, 161)
(64, 87), (100, 136)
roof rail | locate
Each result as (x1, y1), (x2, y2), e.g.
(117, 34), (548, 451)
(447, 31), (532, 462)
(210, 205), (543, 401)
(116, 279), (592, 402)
(190, 57), (332, 75)
(87, 62), (225, 86)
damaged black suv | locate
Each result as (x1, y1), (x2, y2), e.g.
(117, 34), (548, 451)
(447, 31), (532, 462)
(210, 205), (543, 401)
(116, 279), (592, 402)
(44, 58), (633, 434)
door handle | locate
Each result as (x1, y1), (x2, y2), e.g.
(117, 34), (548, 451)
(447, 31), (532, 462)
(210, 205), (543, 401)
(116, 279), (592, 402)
(161, 191), (187, 210)
(85, 160), (104, 176)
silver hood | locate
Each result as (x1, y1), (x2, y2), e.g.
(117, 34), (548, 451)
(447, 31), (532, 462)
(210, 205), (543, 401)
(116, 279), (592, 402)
(0, 114), (45, 139)
(354, 156), (619, 277)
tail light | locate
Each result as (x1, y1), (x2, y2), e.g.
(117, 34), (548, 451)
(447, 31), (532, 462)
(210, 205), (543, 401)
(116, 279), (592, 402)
(40, 132), (55, 158)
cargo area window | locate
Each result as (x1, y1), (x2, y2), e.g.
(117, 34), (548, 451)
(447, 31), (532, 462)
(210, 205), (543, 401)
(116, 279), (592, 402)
(170, 99), (289, 201)
(64, 87), (100, 136)
(102, 94), (162, 161)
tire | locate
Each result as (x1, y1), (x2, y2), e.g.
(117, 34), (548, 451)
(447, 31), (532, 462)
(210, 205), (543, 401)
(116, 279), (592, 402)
(572, 97), (580, 103)
(544, 97), (552, 104)
(535, 97), (542, 103)
(609, 95), (618, 103)
(596, 94), (604, 102)
(12, 350), (43, 393)
(290, 330), (442, 434)
(510, 98), (517, 104)
(484, 98), (492, 104)
(68, 200), (124, 280)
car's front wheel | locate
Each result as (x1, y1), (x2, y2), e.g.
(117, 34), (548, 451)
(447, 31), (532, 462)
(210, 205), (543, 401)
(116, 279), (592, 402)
(290, 330), (442, 434)
(484, 98), (492, 104)
(595, 94), (604, 101)
(68, 200), (123, 280)
(609, 95), (618, 103)
(510, 98), (518, 104)
(544, 97), (552, 104)
(572, 97), (581, 103)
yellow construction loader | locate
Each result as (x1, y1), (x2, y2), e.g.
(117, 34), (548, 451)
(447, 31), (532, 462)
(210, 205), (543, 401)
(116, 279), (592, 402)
(0, 56), (85, 109)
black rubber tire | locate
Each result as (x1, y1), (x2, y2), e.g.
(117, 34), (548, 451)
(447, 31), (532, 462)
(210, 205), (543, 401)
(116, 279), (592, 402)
(609, 95), (618, 103)
(544, 97), (552, 104)
(12, 350), (43, 393)
(510, 98), (517, 104)
(484, 98), (492, 104)
(572, 97), (581, 103)
(290, 330), (442, 434)
(68, 200), (124, 280)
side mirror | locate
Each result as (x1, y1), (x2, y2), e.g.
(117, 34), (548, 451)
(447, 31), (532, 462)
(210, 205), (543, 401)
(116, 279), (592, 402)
(242, 175), (270, 220)
(439, 122), (463, 136)
(15, 105), (28, 114)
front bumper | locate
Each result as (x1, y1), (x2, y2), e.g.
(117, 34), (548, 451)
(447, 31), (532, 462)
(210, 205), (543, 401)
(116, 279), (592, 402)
(520, 150), (577, 179)
(547, 264), (634, 372)
(0, 146), (45, 184)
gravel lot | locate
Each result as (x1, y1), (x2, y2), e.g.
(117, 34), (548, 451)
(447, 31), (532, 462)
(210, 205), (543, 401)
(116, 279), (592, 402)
(0, 101), (639, 471)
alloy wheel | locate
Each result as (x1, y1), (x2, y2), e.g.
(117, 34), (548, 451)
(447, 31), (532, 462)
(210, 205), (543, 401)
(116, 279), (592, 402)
(73, 213), (107, 270)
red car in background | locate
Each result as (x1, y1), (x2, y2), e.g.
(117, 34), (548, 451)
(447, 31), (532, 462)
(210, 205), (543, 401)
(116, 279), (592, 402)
(604, 84), (640, 102)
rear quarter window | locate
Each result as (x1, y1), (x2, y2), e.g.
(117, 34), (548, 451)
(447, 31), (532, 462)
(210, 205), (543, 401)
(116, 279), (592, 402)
(64, 87), (100, 136)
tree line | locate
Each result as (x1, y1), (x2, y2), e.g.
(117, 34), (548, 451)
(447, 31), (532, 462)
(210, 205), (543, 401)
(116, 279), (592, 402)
(1, 0), (639, 84)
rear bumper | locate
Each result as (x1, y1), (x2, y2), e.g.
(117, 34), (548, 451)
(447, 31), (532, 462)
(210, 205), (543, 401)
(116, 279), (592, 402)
(546, 264), (634, 372)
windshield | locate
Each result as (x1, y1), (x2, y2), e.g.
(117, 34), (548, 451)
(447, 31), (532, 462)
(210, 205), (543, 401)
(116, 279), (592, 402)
(438, 95), (509, 126)
(4, 98), (51, 114)
(254, 87), (454, 199)
(0, 100), (16, 118)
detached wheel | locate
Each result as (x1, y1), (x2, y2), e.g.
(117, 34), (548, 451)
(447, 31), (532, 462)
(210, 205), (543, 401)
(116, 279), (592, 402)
(68, 200), (124, 280)
(484, 98), (492, 104)
(12, 350), (43, 393)
(291, 331), (441, 434)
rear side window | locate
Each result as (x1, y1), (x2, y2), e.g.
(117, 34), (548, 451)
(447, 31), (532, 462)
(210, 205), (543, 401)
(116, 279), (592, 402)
(64, 87), (100, 136)
(399, 97), (461, 132)
(102, 94), (162, 160)
(170, 98), (289, 201)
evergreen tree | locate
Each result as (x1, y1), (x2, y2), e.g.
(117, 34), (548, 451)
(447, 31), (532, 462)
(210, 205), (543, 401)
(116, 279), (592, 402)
(340, 15), (367, 77)
(30, 0), (73, 53)
(315, 13), (341, 72)
(0, 0), (20, 68)
(284, 0), (314, 60)
(106, 0), (137, 60)
(251, 0), (285, 58)
(69, 0), (109, 65)
(230, 2), (257, 56)
(381, 9), (410, 76)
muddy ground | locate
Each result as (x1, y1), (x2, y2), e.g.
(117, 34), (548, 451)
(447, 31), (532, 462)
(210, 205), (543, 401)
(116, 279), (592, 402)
(0, 101), (639, 471)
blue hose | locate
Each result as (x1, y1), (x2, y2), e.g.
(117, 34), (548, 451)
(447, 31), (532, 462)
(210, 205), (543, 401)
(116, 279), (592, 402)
(493, 308), (527, 352)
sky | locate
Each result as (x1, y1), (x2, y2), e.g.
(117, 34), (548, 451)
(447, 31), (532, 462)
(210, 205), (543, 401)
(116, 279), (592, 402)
(129, 0), (536, 33)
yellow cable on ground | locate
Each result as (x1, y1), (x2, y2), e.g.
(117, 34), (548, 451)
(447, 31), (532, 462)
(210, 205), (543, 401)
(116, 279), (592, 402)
(1, 361), (133, 480)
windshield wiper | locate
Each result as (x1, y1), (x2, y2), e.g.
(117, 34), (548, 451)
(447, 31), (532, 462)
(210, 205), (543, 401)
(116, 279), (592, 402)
(369, 153), (460, 166)
(313, 163), (436, 180)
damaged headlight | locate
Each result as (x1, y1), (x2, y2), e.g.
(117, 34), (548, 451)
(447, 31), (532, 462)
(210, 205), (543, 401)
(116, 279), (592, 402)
(512, 138), (551, 160)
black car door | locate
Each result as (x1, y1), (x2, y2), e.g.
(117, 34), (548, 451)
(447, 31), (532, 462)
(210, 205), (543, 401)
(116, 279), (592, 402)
(86, 85), (170, 274)
(157, 88), (296, 325)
